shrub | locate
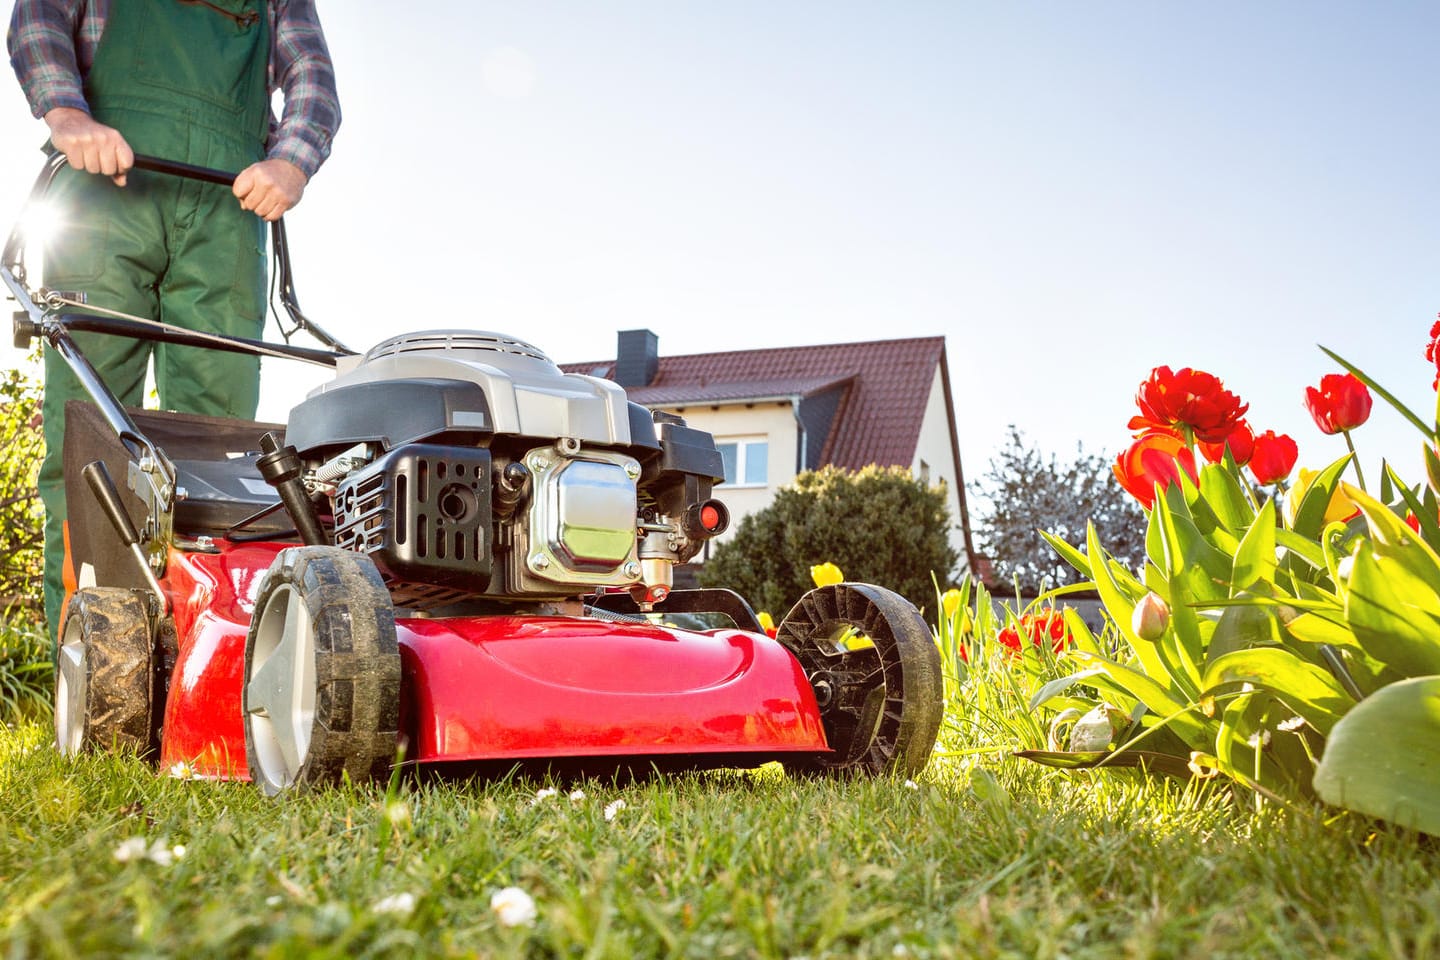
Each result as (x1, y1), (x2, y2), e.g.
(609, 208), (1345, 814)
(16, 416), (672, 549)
(0, 366), (44, 623)
(698, 464), (957, 615)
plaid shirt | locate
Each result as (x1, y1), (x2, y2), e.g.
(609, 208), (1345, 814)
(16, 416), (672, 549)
(7, 0), (340, 178)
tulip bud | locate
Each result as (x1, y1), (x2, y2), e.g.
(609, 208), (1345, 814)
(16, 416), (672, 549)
(1069, 703), (1128, 752)
(1131, 592), (1170, 641)
(810, 562), (844, 588)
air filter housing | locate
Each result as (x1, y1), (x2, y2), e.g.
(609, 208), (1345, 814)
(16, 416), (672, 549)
(332, 443), (493, 604)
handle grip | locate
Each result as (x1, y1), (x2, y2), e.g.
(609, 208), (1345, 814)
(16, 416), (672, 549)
(82, 460), (140, 546)
(130, 154), (237, 187)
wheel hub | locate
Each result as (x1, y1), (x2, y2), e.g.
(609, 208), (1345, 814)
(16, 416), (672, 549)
(244, 584), (317, 793)
(55, 630), (87, 756)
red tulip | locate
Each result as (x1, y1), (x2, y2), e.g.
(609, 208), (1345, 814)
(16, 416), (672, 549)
(1128, 365), (1249, 444)
(1428, 317), (1440, 390)
(1198, 420), (1256, 466)
(1248, 430), (1298, 485)
(1304, 373), (1372, 435)
(1114, 431), (1200, 510)
(997, 609), (1071, 656)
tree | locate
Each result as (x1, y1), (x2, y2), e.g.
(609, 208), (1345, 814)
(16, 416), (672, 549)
(972, 427), (1146, 595)
(0, 366), (44, 622)
(698, 464), (957, 616)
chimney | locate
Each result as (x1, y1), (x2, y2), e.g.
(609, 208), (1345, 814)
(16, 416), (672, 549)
(614, 328), (659, 387)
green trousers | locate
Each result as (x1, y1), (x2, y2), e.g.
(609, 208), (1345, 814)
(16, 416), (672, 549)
(38, 161), (267, 639)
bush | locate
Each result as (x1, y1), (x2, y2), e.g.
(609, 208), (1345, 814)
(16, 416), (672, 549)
(698, 465), (957, 615)
(0, 366), (44, 623)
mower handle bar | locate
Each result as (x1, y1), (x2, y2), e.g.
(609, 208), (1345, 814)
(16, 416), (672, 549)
(4, 150), (354, 356)
(130, 153), (241, 188)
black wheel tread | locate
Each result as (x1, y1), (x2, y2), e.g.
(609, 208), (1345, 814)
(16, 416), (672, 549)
(61, 588), (155, 758)
(243, 546), (401, 795)
(777, 582), (943, 777)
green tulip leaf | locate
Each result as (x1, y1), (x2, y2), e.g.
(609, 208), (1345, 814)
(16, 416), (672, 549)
(1285, 611), (1360, 651)
(1381, 464), (1440, 560)
(1199, 461), (1256, 536)
(1344, 547), (1440, 677)
(1145, 508), (1165, 577)
(1274, 529), (1325, 571)
(1207, 603), (1281, 668)
(1214, 689), (1317, 797)
(1200, 647), (1352, 734)
(1182, 479), (1234, 545)
(1231, 499), (1279, 593)
(1157, 565), (1210, 700)
(1314, 676), (1440, 836)
(1215, 691), (1258, 787)
(1348, 485), (1440, 596)
(1027, 668), (1107, 712)
(1013, 749), (1197, 780)
(1156, 485), (1234, 586)
(1041, 530), (1095, 581)
(1060, 607), (1104, 656)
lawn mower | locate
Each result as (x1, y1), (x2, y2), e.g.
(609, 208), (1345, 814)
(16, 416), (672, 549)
(3, 153), (943, 794)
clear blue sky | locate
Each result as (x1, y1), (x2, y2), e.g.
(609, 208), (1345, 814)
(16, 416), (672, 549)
(3, 2), (1435, 492)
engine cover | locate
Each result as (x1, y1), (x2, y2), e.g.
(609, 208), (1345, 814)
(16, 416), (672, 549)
(504, 444), (642, 596)
(332, 443), (493, 605)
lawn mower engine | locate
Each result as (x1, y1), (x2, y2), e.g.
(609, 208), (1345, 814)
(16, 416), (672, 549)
(279, 330), (729, 611)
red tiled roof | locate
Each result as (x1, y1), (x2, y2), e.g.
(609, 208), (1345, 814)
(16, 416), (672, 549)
(614, 375), (852, 407)
(561, 337), (946, 470)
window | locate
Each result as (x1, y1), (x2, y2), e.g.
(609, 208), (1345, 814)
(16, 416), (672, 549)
(716, 437), (768, 487)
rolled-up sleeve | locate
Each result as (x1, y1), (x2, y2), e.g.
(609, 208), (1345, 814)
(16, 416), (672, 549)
(7, 0), (88, 118)
(268, 0), (340, 179)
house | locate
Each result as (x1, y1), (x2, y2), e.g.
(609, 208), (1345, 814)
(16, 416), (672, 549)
(561, 329), (977, 579)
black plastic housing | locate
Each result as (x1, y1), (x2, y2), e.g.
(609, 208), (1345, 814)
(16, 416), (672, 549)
(332, 443), (493, 592)
(285, 378), (494, 456)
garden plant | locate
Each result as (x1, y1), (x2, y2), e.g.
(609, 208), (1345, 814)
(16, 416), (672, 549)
(1001, 326), (1440, 836)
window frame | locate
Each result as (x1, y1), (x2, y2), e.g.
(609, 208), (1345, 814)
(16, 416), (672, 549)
(716, 436), (770, 488)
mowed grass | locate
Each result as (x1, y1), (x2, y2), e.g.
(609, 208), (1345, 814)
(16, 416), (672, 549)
(3, 720), (1440, 959)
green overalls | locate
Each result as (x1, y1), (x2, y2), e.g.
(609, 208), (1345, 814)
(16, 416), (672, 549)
(38, 0), (272, 639)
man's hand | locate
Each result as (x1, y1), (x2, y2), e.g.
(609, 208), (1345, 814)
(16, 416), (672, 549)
(45, 107), (134, 186)
(233, 158), (308, 221)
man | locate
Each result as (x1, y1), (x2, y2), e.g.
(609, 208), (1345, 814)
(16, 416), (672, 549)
(7, 0), (341, 640)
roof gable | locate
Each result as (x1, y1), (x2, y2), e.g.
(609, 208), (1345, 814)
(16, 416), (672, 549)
(561, 336), (946, 469)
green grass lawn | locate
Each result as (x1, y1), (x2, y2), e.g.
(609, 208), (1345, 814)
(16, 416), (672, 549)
(3, 719), (1439, 959)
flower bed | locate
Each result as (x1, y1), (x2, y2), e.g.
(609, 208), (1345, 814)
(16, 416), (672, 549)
(974, 321), (1440, 834)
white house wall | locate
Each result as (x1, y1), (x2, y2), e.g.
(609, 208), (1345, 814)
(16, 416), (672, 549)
(912, 366), (970, 577)
(654, 401), (799, 544)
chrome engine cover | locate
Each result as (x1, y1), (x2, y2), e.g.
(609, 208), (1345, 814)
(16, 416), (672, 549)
(505, 443), (642, 594)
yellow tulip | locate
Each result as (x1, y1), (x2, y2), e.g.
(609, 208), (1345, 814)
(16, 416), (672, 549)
(1285, 468), (1359, 527)
(810, 562), (844, 587)
(757, 611), (775, 632)
(941, 588), (963, 619)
